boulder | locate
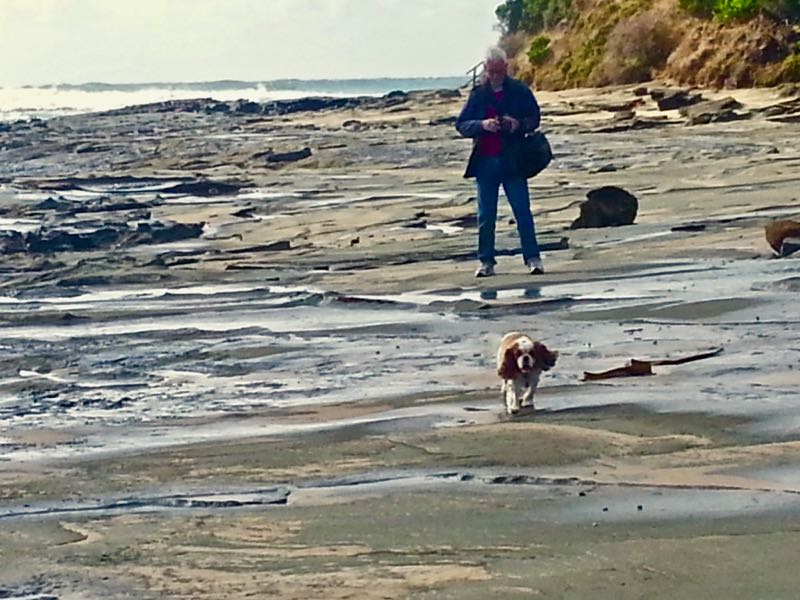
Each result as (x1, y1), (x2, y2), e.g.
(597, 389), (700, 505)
(266, 147), (312, 163)
(232, 100), (262, 114)
(679, 97), (747, 125)
(654, 90), (703, 111)
(436, 89), (462, 98)
(570, 186), (638, 229)
(0, 230), (26, 254)
(765, 220), (800, 255)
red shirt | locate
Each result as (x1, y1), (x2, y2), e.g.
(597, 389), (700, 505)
(478, 90), (504, 157)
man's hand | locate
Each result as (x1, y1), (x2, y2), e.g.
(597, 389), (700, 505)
(501, 115), (520, 133)
(481, 118), (502, 133)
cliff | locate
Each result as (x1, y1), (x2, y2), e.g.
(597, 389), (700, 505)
(498, 0), (800, 89)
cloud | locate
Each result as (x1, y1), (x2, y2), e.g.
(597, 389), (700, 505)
(0, 0), (500, 84)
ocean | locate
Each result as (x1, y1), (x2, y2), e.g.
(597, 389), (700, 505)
(0, 76), (467, 122)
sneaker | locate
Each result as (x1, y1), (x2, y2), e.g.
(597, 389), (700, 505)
(527, 257), (545, 275)
(474, 262), (495, 278)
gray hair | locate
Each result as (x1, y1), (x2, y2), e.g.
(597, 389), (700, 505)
(484, 46), (508, 64)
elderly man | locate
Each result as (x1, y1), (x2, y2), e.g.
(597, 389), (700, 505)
(456, 47), (544, 277)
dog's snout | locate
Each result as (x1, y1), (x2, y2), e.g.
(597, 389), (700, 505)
(519, 354), (534, 369)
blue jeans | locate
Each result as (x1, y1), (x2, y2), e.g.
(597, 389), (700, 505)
(475, 156), (541, 265)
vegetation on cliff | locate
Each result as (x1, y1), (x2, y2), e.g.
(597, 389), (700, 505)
(495, 0), (800, 88)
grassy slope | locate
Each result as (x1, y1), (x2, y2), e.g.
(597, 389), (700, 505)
(506, 0), (800, 89)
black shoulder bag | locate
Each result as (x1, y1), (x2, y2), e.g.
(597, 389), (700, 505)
(515, 130), (553, 179)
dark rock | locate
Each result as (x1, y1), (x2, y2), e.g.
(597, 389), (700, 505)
(266, 147), (312, 163)
(428, 115), (458, 126)
(56, 275), (112, 287)
(780, 237), (800, 257)
(679, 97), (747, 125)
(435, 89), (461, 98)
(342, 119), (368, 130)
(592, 117), (671, 133)
(232, 100), (262, 114)
(448, 215), (478, 228)
(0, 230), (27, 254)
(767, 112), (800, 124)
(136, 221), (205, 244)
(632, 86), (649, 97)
(386, 90), (408, 99)
(263, 96), (360, 116)
(654, 90), (703, 111)
(160, 180), (241, 196)
(232, 207), (255, 218)
(403, 220), (427, 229)
(225, 240), (291, 254)
(590, 164), (618, 173)
(671, 223), (706, 232)
(204, 101), (231, 113)
(34, 197), (73, 211)
(75, 144), (112, 154)
(571, 186), (638, 229)
(79, 197), (153, 214)
(25, 227), (123, 253)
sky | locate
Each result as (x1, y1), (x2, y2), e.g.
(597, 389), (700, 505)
(0, 0), (502, 86)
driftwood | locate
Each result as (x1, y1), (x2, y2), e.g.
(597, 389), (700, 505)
(582, 347), (724, 381)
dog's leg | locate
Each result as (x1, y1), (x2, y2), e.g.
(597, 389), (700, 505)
(521, 386), (534, 409)
(504, 379), (520, 415)
(520, 371), (541, 409)
(507, 378), (525, 414)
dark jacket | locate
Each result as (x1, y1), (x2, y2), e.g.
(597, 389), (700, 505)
(455, 76), (541, 179)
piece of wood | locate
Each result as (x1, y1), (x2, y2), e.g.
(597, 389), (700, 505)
(582, 348), (723, 381)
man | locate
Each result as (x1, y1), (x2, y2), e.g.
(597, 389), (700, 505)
(456, 47), (544, 277)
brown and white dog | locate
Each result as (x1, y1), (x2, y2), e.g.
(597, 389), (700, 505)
(496, 332), (558, 415)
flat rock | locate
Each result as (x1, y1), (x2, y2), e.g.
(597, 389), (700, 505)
(679, 97), (747, 125)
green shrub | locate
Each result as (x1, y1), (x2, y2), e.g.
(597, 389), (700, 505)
(527, 35), (552, 64)
(679, 0), (800, 21)
(496, 0), (526, 33)
(713, 0), (761, 20)
(761, 0), (800, 19)
(496, 0), (573, 33)
(679, 0), (717, 16)
(782, 53), (800, 80)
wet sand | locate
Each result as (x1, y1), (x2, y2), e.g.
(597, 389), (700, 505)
(1, 85), (800, 598)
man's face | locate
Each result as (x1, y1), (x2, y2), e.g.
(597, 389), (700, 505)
(485, 59), (507, 88)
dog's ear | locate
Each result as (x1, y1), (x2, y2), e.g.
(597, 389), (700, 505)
(533, 342), (558, 370)
(497, 344), (518, 379)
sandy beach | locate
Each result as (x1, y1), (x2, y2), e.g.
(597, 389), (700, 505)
(1, 83), (800, 598)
